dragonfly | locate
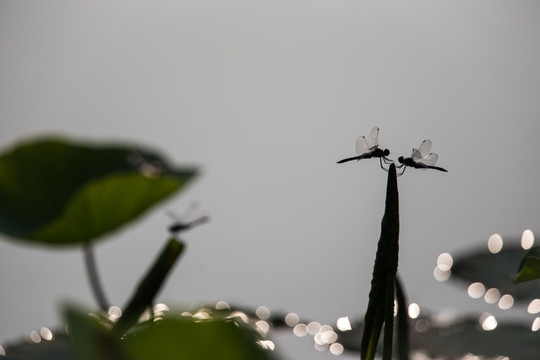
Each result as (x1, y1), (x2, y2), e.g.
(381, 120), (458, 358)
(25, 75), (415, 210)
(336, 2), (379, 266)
(167, 204), (209, 235)
(337, 127), (392, 170)
(397, 139), (448, 176)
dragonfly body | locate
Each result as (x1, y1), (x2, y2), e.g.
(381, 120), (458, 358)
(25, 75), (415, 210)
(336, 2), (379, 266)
(397, 140), (447, 176)
(167, 207), (209, 236)
(397, 157), (447, 171)
(168, 216), (209, 234)
(337, 127), (391, 170)
(336, 147), (389, 164)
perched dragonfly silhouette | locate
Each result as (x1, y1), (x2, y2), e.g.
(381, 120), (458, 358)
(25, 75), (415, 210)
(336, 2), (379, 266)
(337, 127), (392, 170)
(397, 140), (448, 176)
(167, 205), (209, 235)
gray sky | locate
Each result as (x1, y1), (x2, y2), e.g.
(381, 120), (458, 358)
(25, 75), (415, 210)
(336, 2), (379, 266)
(1, 1), (540, 359)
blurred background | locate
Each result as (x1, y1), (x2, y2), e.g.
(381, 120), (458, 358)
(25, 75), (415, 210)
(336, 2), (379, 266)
(1, 1), (540, 359)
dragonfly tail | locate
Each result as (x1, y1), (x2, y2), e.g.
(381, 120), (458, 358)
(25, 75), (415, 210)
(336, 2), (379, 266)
(337, 156), (359, 164)
(429, 165), (448, 172)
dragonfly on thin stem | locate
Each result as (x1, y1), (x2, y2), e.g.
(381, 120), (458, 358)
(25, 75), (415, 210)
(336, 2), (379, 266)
(397, 140), (448, 176)
(167, 204), (209, 236)
(337, 127), (392, 171)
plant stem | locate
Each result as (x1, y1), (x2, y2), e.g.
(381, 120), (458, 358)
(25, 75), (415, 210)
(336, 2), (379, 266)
(83, 243), (110, 311)
(113, 238), (184, 335)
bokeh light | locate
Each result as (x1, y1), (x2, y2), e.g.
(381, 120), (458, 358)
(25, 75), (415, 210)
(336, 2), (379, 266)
(532, 317), (540, 332)
(437, 252), (453, 271)
(497, 294), (514, 310)
(329, 343), (344, 356)
(255, 320), (270, 335)
(522, 229), (535, 250)
(318, 325), (337, 344)
(215, 300), (230, 310)
(467, 282), (486, 299)
(484, 288), (501, 304)
(307, 321), (321, 335)
(153, 303), (169, 313)
(433, 266), (451, 282)
(293, 323), (307, 337)
(314, 342), (329, 352)
(227, 311), (249, 323)
(192, 308), (211, 320)
(107, 306), (122, 321)
(314, 333), (325, 346)
(255, 306), (270, 320)
(153, 303), (167, 321)
(527, 299), (540, 314)
(39, 327), (53, 341)
(29, 330), (41, 343)
(257, 340), (275, 351)
(320, 329), (338, 344)
(408, 303), (420, 319)
(487, 234), (503, 254)
(285, 312), (300, 327)
(479, 313), (497, 331)
(336, 316), (351, 331)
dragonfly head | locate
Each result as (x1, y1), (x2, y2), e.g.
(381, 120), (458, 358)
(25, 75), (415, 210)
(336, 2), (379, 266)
(383, 149), (390, 156)
(398, 156), (405, 164)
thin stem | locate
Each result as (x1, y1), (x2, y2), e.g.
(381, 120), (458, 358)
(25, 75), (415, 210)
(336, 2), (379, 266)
(83, 243), (110, 311)
(113, 238), (184, 335)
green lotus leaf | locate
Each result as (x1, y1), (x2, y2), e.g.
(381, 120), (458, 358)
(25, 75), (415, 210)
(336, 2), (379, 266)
(514, 247), (540, 284)
(122, 318), (275, 360)
(64, 307), (275, 360)
(0, 136), (196, 245)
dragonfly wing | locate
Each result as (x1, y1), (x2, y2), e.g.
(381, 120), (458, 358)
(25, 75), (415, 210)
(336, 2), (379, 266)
(418, 140), (432, 157)
(167, 210), (181, 222)
(411, 148), (422, 161)
(181, 202), (200, 221)
(420, 152), (438, 166)
(356, 136), (370, 156)
(366, 127), (379, 149)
